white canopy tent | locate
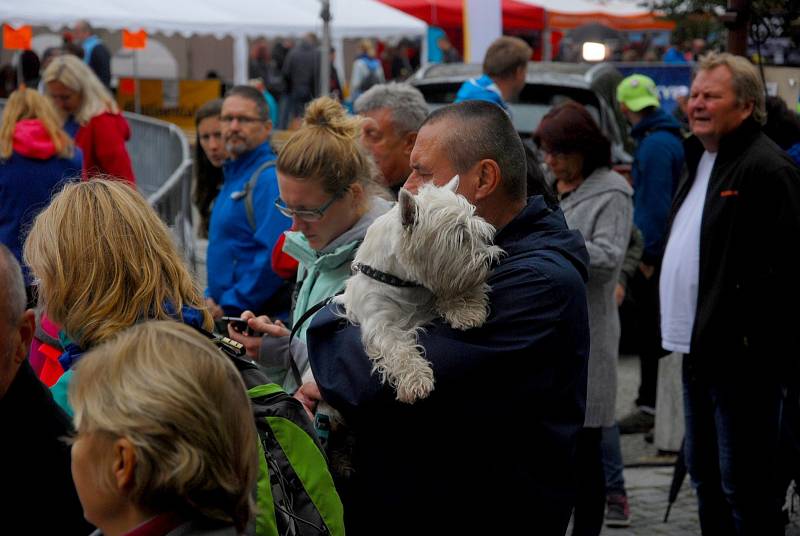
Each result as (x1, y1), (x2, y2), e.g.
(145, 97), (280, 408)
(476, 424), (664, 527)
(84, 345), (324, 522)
(520, 0), (654, 15)
(1, 0), (427, 83)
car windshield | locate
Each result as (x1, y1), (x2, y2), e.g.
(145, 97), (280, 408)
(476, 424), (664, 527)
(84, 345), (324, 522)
(414, 82), (602, 136)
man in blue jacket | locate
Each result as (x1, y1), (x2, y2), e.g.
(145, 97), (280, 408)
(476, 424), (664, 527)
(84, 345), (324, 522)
(206, 86), (290, 320)
(615, 74), (685, 433)
(300, 100), (590, 535)
(454, 36), (531, 113)
(72, 20), (111, 90)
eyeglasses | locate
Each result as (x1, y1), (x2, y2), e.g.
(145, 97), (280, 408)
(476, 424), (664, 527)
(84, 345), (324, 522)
(220, 115), (264, 124)
(274, 189), (348, 222)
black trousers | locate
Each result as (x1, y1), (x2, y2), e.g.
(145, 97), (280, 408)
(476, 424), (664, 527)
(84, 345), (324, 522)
(627, 269), (668, 409)
(572, 427), (606, 536)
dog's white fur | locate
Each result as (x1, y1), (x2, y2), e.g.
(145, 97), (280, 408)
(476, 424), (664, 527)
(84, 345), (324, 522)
(335, 177), (503, 403)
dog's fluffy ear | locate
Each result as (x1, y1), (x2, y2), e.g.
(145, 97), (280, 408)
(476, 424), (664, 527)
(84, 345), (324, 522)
(399, 188), (417, 229)
(444, 175), (460, 192)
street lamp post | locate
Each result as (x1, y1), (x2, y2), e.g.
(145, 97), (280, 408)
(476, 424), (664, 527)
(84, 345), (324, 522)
(320, 0), (332, 97)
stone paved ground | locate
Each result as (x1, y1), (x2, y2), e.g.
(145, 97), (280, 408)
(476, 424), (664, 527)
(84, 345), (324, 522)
(605, 354), (800, 535)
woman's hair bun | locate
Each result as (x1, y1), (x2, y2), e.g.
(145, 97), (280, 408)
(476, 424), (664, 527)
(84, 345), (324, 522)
(303, 96), (358, 139)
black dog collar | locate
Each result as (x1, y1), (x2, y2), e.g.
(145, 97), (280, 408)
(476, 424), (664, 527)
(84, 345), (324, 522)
(351, 262), (422, 288)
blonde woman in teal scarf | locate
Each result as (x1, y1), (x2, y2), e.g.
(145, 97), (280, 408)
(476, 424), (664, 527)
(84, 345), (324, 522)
(228, 96), (391, 393)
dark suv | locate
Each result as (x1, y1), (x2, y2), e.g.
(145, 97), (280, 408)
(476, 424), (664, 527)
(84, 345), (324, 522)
(409, 62), (633, 165)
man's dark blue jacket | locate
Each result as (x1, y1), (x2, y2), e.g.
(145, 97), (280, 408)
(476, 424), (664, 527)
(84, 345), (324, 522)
(307, 195), (590, 535)
(630, 108), (684, 264)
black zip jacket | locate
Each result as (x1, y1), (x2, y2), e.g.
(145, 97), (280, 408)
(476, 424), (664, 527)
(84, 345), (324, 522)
(666, 118), (800, 376)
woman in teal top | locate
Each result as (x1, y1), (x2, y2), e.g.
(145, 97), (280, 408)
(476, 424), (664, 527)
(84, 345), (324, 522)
(23, 179), (213, 416)
(227, 96), (391, 393)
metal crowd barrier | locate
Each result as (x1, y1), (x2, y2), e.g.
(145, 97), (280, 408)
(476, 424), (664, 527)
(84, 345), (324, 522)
(123, 112), (197, 273)
(0, 99), (197, 273)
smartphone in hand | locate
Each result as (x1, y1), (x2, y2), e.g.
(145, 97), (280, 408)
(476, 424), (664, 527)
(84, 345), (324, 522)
(221, 316), (258, 337)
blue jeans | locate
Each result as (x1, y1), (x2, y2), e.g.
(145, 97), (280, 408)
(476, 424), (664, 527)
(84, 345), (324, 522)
(682, 355), (785, 535)
(601, 424), (626, 495)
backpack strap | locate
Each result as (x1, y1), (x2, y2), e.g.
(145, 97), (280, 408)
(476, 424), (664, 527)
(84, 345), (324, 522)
(287, 293), (341, 387)
(243, 159), (277, 232)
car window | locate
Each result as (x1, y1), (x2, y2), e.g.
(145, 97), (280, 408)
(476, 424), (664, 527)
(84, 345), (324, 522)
(412, 75), (632, 164)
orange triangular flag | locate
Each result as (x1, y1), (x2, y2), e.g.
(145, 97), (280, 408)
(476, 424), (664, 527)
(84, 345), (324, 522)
(3, 24), (32, 50)
(122, 29), (147, 50)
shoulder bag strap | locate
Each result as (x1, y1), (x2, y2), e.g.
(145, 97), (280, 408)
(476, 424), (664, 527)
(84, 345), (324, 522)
(287, 293), (341, 387)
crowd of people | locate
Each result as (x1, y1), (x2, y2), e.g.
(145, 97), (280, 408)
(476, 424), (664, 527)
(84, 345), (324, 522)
(245, 34), (420, 130)
(1, 26), (799, 536)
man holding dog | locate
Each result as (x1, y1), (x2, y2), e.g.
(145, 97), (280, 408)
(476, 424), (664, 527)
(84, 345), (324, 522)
(301, 100), (591, 535)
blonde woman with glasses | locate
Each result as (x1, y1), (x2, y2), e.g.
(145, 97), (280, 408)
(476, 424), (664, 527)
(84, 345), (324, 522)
(69, 320), (257, 536)
(23, 179), (212, 416)
(42, 54), (135, 184)
(227, 96), (391, 394)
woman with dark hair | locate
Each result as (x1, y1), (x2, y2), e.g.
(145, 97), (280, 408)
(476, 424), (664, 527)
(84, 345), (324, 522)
(193, 99), (227, 238)
(535, 101), (633, 536)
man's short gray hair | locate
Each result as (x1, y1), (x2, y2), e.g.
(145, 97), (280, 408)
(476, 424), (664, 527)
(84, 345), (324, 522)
(225, 85), (270, 122)
(0, 245), (26, 325)
(354, 82), (429, 136)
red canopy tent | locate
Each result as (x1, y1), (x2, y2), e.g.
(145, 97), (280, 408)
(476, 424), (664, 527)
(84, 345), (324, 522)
(378, 0), (546, 58)
(379, 0), (544, 30)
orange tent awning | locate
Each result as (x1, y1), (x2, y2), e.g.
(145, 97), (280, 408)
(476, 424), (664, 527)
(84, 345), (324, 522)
(547, 11), (675, 31)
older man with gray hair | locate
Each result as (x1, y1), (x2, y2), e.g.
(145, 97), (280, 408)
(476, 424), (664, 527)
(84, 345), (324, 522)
(659, 52), (800, 534)
(354, 82), (428, 193)
(0, 244), (91, 533)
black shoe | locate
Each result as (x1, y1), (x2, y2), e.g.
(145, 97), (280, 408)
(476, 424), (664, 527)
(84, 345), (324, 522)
(618, 410), (655, 434)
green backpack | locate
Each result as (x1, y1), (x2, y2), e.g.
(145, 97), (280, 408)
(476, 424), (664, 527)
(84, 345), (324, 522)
(200, 330), (345, 536)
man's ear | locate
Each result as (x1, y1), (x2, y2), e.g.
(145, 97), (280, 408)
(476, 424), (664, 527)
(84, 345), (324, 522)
(113, 437), (137, 493)
(13, 310), (35, 365)
(402, 131), (417, 155)
(399, 188), (417, 229)
(474, 159), (502, 202)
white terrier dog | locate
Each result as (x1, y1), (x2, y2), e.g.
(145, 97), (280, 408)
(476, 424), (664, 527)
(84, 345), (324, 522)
(336, 177), (503, 403)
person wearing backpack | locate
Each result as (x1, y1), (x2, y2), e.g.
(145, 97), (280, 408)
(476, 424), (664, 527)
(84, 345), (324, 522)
(226, 95), (392, 393)
(205, 86), (291, 323)
(349, 39), (385, 102)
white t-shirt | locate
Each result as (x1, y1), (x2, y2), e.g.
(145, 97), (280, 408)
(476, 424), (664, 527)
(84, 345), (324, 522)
(659, 151), (717, 354)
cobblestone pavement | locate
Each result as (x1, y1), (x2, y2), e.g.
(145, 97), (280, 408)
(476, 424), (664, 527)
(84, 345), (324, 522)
(606, 354), (800, 535)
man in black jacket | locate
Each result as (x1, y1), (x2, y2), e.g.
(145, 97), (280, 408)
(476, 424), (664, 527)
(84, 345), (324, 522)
(299, 101), (591, 535)
(659, 52), (800, 535)
(0, 245), (93, 534)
